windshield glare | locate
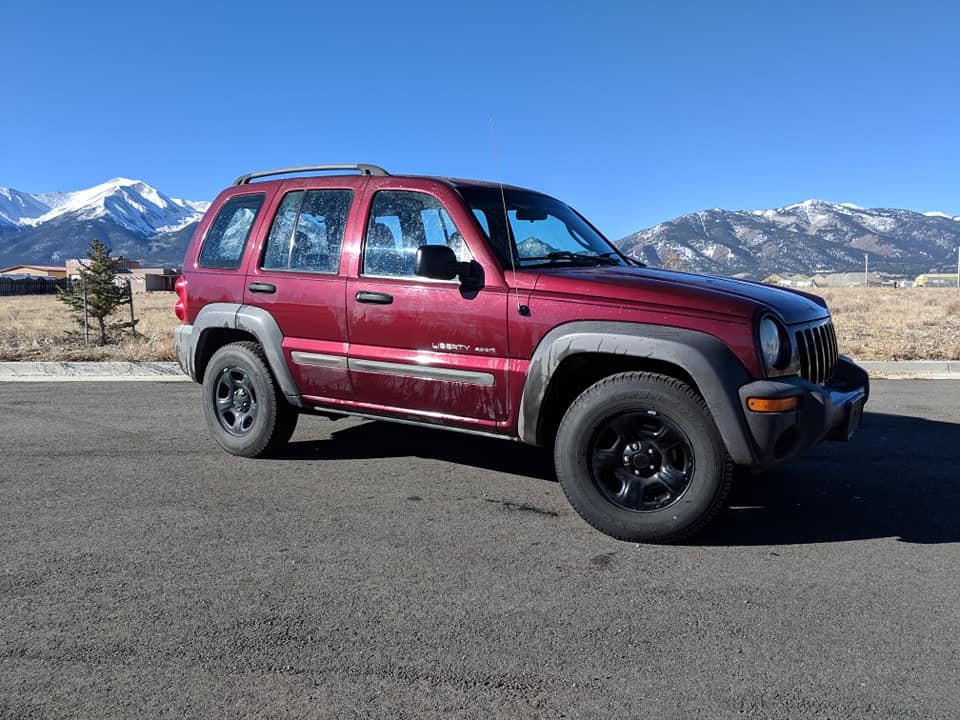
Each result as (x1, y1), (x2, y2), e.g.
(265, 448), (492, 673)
(458, 187), (625, 268)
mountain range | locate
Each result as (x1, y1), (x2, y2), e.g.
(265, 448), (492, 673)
(618, 200), (960, 278)
(1, 179), (958, 279)
(0, 178), (209, 268)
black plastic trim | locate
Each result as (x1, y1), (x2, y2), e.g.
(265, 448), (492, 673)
(518, 322), (759, 465)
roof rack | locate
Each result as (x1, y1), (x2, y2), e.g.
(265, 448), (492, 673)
(233, 164), (389, 185)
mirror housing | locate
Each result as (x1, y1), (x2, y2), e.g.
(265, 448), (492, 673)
(415, 245), (484, 289)
(415, 245), (460, 281)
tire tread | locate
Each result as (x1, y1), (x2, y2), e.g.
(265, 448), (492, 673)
(555, 371), (733, 544)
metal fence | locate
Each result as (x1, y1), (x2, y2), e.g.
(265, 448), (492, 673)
(0, 276), (75, 296)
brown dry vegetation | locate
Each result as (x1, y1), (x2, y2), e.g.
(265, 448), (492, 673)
(812, 287), (960, 361)
(0, 292), (178, 361)
(1, 287), (959, 362)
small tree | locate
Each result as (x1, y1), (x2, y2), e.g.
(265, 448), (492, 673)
(58, 239), (129, 346)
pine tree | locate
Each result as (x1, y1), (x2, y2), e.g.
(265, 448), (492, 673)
(57, 239), (130, 346)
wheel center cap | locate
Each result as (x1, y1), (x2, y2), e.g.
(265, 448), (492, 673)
(233, 388), (250, 411)
(622, 441), (662, 477)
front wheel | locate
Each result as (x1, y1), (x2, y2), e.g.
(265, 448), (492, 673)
(201, 341), (298, 458)
(554, 372), (732, 543)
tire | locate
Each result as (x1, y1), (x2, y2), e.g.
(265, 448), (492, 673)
(554, 372), (732, 543)
(201, 341), (298, 458)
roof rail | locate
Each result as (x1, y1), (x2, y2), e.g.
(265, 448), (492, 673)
(233, 164), (389, 185)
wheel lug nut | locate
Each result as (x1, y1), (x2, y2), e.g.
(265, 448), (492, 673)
(634, 470), (640, 475)
(649, 465), (656, 470)
(648, 448), (654, 454)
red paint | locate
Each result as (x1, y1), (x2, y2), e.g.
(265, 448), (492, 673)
(179, 171), (832, 435)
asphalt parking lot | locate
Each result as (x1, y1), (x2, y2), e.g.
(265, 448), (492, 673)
(1, 380), (958, 719)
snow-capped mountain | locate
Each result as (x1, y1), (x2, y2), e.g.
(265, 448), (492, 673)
(617, 199), (960, 278)
(0, 187), (55, 227)
(0, 178), (209, 234)
(0, 179), (210, 267)
(3, 182), (958, 278)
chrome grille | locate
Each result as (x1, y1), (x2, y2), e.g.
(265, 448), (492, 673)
(795, 320), (838, 385)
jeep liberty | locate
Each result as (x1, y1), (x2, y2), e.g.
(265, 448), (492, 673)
(174, 164), (869, 542)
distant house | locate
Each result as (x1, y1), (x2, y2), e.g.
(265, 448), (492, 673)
(763, 273), (814, 287)
(0, 264), (68, 279)
(914, 273), (959, 288)
(764, 271), (901, 288)
(65, 257), (177, 293)
(123, 267), (179, 293)
(66, 257), (141, 275)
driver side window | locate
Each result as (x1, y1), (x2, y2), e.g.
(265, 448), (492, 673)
(362, 190), (471, 278)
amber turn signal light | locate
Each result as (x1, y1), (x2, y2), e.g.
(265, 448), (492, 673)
(747, 396), (800, 413)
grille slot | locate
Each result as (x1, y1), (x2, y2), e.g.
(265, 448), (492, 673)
(795, 320), (838, 385)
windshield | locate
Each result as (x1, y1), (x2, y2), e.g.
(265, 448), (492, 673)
(457, 186), (627, 269)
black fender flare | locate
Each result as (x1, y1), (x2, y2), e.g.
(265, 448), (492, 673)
(517, 321), (758, 465)
(188, 303), (302, 407)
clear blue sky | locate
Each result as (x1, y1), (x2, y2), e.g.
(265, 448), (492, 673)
(2, 0), (957, 237)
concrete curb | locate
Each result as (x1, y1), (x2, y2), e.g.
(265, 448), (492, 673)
(0, 360), (956, 381)
(858, 360), (960, 379)
(0, 362), (190, 382)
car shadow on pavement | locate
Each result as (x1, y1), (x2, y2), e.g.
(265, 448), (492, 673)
(281, 411), (959, 545)
(280, 419), (556, 481)
(696, 411), (960, 546)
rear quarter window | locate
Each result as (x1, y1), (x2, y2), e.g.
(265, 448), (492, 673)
(198, 194), (265, 269)
(261, 189), (353, 273)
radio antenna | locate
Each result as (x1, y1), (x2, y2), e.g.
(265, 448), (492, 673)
(489, 115), (528, 316)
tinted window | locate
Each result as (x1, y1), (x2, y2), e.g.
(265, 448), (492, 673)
(262, 189), (353, 273)
(198, 194), (264, 269)
(362, 190), (471, 278)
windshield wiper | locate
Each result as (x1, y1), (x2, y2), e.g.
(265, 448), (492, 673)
(519, 251), (621, 266)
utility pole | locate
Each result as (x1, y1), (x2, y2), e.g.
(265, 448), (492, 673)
(956, 246), (959, 288)
(864, 254), (869, 287)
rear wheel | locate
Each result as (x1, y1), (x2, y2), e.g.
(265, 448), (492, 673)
(554, 372), (732, 543)
(201, 341), (298, 457)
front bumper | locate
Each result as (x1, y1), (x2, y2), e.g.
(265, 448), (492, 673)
(737, 356), (869, 468)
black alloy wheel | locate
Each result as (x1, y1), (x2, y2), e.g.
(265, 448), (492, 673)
(554, 371), (733, 543)
(201, 341), (298, 458)
(214, 365), (260, 436)
(590, 411), (694, 512)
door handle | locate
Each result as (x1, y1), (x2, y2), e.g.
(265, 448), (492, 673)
(248, 282), (276, 294)
(355, 291), (394, 305)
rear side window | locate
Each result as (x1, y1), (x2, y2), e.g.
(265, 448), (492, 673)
(262, 189), (353, 273)
(198, 194), (265, 269)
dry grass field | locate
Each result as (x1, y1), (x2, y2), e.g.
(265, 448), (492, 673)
(0, 287), (958, 362)
(816, 287), (960, 361)
(0, 292), (179, 362)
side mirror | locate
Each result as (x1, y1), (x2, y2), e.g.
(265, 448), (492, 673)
(415, 245), (460, 281)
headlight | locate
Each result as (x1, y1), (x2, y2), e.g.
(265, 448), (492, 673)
(759, 316), (786, 370)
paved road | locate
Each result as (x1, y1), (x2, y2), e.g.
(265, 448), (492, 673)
(1, 381), (958, 719)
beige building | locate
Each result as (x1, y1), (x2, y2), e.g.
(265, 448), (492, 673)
(0, 264), (68, 278)
(66, 257), (142, 275)
(64, 257), (178, 293)
(123, 268), (179, 293)
(914, 273), (960, 288)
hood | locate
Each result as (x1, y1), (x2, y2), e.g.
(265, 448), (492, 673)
(529, 265), (829, 325)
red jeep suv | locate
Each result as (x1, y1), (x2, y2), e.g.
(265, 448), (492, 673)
(174, 164), (868, 542)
